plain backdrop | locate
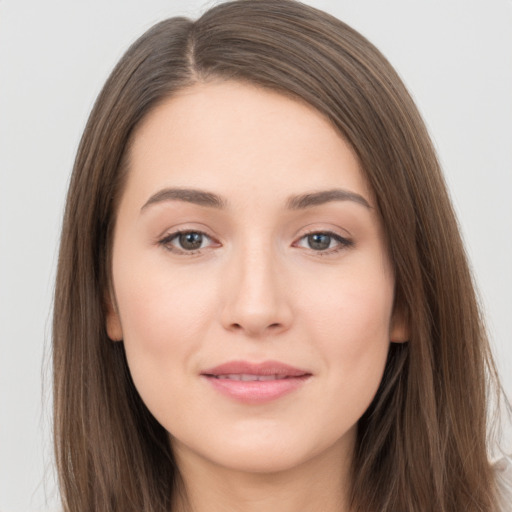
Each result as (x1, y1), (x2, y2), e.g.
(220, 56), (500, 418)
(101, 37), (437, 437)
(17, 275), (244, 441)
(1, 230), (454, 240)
(1, 1), (511, 510)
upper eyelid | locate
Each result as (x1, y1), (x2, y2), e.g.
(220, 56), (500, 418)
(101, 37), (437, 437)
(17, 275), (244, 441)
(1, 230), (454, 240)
(299, 228), (347, 238)
(161, 229), (211, 240)
(160, 229), (216, 247)
(157, 227), (353, 252)
(295, 231), (353, 249)
(297, 228), (352, 243)
(158, 227), (215, 242)
(159, 228), (348, 241)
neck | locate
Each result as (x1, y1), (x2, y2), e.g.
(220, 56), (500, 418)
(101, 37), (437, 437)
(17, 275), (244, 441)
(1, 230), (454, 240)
(171, 438), (353, 512)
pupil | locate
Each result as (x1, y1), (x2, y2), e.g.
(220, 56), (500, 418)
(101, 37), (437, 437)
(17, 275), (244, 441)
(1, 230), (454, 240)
(308, 233), (331, 250)
(179, 232), (203, 250)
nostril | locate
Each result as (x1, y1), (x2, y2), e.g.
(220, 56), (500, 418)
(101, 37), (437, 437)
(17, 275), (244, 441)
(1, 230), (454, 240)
(229, 321), (283, 335)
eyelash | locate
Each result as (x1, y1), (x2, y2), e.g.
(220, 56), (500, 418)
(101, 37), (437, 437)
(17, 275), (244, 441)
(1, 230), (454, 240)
(158, 229), (217, 255)
(158, 229), (354, 256)
(295, 230), (354, 256)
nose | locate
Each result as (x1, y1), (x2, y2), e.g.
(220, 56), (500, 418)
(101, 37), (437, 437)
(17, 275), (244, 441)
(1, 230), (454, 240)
(220, 243), (293, 338)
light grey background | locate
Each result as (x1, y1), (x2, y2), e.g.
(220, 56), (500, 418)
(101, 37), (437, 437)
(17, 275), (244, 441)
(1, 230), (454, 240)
(1, 1), (511, 510)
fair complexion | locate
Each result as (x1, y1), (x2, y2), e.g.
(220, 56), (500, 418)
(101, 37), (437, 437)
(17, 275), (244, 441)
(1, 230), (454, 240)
(107, 80), (407, 512)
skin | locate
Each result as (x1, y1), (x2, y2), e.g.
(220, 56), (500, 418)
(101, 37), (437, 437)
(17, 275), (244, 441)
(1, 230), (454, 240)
(107, 80), (408, 512)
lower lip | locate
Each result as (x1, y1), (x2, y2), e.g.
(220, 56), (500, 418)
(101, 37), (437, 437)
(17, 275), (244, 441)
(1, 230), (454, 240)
(202, 375), (310, 403)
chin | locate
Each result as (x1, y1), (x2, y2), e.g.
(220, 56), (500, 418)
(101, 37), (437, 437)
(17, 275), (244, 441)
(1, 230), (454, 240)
(218, 445), (310, 474)
(170, 422), (353, 477)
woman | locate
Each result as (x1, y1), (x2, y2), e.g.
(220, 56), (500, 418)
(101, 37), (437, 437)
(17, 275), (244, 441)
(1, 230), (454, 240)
(52, 1), (511, 510)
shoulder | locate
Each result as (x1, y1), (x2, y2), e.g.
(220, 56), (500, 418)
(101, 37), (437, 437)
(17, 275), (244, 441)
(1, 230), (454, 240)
(494, 455), (512, 511)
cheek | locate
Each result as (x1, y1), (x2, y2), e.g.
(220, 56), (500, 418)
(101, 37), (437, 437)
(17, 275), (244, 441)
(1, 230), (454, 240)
(114, 255), (216, 351)
(299, 259), (394, 348)
(298, 263), (394, 412)
(111, 255), (219, 413)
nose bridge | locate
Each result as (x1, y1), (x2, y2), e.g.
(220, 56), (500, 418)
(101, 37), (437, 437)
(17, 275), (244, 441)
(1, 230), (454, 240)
(239, 241), (277, 301)
(221, 235), (291, 336)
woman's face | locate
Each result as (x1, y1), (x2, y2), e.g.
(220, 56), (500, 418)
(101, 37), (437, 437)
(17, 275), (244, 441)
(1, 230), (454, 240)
(107, 81), (406, 475)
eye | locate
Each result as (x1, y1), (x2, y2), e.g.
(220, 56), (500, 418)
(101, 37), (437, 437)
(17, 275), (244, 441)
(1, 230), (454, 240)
(295, 231), (353, 253)
(159, 230), (215, 254)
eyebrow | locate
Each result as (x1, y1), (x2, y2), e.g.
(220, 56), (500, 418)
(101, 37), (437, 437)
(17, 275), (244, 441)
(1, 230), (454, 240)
(141, 188), (227, 210)
(140, 187), (371, 212)
(286, 189), (371, 210)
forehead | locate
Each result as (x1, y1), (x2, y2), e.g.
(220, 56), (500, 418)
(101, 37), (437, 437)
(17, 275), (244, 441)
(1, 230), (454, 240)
(123, 80), (374, 210)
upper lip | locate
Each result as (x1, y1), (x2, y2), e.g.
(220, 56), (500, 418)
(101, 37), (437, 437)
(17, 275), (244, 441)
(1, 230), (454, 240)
(201, 360), (311, 377)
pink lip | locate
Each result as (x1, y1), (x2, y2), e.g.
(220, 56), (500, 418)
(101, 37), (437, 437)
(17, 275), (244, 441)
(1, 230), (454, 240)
(201, 360), (312, 404)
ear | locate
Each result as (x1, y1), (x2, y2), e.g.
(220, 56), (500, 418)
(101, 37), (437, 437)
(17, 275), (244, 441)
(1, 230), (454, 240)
(389, 304), (409, 343)
(104, 291), (123, 342)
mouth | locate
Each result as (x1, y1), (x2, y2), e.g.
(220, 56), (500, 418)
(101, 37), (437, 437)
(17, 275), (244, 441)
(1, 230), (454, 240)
(200, 360), (312, 403)
(210, 374), (301, 381)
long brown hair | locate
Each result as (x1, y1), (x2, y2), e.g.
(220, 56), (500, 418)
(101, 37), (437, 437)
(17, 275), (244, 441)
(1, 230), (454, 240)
(53, 1), (501, 510)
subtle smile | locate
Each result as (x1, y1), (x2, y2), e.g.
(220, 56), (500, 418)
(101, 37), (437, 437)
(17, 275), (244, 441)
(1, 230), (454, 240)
(200, 360), (312, 403)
